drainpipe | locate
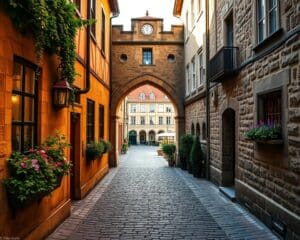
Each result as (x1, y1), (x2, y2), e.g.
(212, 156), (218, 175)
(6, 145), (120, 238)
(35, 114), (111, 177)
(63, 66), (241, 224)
(205, 0), (210, 180)
(77, 0), (91, 94)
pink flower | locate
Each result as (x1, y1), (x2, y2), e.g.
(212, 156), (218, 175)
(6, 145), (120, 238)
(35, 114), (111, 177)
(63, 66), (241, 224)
(34, 165), (40, 171)
(31, 159), (38, 165)
(21, 162), (27, 169)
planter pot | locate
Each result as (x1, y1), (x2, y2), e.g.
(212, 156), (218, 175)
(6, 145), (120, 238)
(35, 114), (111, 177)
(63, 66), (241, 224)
(86, 151), (102, 161)
(6, 190), (47, 210)
(245, 137), (283, 145)
(168, 159), (174, 167)
(54, 175), (63, 189)
(157, 149), (163, 156)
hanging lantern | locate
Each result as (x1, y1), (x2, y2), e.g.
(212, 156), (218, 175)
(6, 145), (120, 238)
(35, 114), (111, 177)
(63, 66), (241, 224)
(53, 80), (72, 108)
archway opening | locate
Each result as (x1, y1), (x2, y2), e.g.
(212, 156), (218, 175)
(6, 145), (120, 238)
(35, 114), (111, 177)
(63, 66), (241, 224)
(148, 130), (156, 145)
(129, 130), (137, 145)
(221, 108), (235, 187)
(139, 130), (146, 144)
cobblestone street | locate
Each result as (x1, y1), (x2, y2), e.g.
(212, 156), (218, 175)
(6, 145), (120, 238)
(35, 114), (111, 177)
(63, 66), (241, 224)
(47, 146), (277, 240)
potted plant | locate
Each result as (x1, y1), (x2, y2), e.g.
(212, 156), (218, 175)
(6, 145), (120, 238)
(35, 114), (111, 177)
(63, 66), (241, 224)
(179, 134), (194, 171)
(100, 139), (112, 154)
(161, 144), (176, 167)
(86, 141), (105, 161)
(245, 121), (282, 144)
(4, 132), (71, 209)
(121, 142), (128, 154)
(190, 136), (204, 178)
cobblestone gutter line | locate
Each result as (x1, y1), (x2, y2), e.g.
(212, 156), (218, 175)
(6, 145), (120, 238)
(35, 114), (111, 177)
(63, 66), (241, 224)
(175, 168), (278, 240)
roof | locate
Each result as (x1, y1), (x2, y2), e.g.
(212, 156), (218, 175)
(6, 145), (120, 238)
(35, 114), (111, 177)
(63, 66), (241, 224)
(109, 0), (120, 16)
(127, 84), (171, 102)
(132, 11), (163, 21)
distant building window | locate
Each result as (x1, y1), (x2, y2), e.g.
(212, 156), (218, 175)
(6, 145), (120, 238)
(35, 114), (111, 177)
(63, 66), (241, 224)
(202, 122), (207, 140)
(166, 117), (171, 125)
(159, 117), (163, 125)
(150, 104), (155, 112)
(101, 8), (106, 52)
(120, 54), (128, 62)
(149, 92), (155, 100)
(99, 104), (104, 139)
(192, 58), (196, 90)
(140, 116), (145, 125)
(131, 104), (136, 113)
(91, 0), (96, 37)
(12, 58), (38, 152)
(167, 54), (175, 63)
(258, 90), (281, 125)
(142, 48), (152, 65)
(198, 51), (204, 86)
(140, 104), (146, 112)
(87, 99), (95, 143)
(166, 106), (172, 112)
(186, 64), (190, 95)
(158, 105), (164, 112)
(131, 116), (136, 125)
(257, 0), (279, 43)
(150, 116), (155, 125)
(139, 92), (145, 100)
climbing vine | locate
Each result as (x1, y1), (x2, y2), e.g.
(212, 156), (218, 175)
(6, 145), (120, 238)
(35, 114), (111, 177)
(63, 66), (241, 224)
(2, 0), (90, 84)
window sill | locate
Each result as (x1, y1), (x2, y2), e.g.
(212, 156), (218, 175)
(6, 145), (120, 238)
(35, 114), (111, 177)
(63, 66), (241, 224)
(140, 64), (156, 66)
(253, 28), (284, 53)
(244, 138), (283, 145)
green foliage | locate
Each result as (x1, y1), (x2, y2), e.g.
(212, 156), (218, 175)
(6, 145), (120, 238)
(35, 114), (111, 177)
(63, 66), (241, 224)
(2, 0), (90, 85)
(121, 142), (128, 154)
(86, 141), (105, 160)
(4, 133), (71, 209)
(179, 134), (194, 171)
(190, 136), (203, 178)
(161, 144), (176, 166)
(100, 139), (112, 153)
(245, 125), (281, 141)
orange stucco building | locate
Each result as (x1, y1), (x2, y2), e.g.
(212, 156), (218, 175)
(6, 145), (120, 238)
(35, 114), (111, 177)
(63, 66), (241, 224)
(0, 0), (119, 238)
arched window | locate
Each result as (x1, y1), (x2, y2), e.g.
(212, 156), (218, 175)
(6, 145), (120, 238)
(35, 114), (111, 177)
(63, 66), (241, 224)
(139, 92), (145, 100)
(191, 123), (195, 135)
(202, 122), (206, 140)
(149, 92), (155, 100)
(196, 123), (200, 137)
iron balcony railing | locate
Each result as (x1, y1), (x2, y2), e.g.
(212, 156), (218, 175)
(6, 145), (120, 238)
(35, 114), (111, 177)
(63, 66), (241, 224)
(209, 46), (239, 82)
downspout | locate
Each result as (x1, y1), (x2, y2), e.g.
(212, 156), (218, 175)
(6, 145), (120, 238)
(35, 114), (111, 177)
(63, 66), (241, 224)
(77, 0), (91, 94)
(205, 0), (210, 180)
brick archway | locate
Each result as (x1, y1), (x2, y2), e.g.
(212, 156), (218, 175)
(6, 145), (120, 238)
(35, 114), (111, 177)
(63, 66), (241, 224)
(110, 74), (185, 167)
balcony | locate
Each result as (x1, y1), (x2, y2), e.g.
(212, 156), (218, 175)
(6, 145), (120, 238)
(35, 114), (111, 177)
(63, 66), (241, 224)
(209, 47), (239, 82)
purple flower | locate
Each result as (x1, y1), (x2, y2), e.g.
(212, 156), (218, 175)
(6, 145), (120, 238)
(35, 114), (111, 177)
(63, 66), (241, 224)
(31, 159), (38, 165)
(34, 164), (40, 171)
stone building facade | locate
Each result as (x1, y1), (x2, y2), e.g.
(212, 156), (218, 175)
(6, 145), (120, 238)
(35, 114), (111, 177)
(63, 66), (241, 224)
(174, 0), (300, 238)
(125, 85), (176, 145)
(111, 14), (185, 166)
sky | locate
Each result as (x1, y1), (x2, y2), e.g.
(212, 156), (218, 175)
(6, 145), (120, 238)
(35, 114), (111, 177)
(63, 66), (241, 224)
(112, 0), (182, 31)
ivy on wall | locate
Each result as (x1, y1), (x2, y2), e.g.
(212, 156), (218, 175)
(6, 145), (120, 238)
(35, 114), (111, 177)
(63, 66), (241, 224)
(2, 0), (90, 84)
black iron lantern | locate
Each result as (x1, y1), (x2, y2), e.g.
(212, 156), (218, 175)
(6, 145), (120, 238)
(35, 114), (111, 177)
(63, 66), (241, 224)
(53, 79), (72, 108)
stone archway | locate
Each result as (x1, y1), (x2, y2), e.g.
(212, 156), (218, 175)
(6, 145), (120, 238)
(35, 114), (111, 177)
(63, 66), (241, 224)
(110, 74), (185, 167)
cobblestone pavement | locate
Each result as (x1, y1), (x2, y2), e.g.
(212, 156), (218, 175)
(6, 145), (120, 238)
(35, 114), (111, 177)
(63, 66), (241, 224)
(47, 146), (277, 240)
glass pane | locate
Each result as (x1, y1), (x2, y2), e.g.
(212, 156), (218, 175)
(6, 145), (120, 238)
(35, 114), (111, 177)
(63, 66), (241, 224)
(257, 0), (265, 20)
(269, 0), (276, 8)
(12, 125), (21, 151)
(24, 97), (34, 122)
(13, 62), (22, 91)
(269, 9), (277, 34)
(258, 21), (265, 42)
(24, 125), (34, 151)
(12, 94), (22, 121)
(25, 67), (35, 94)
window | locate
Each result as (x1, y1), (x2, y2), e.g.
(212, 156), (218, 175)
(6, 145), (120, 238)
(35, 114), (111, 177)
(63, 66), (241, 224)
(140, 104), (146, 112)
(191, 0), (195, 24)
(73, 0), (81, 12)
(12, 58), (38, 152)
(257, 0), (279, 43)
(198, 51), (204, 86)
(91, 0), (96, 37)
(99, 104), (104, 139)
(131, 116), (136, 125)
(166, 106), (172, 112)
(196, 123), (200, 136)
(131, 104), (136, 113)
(185, 11), (189, 38)
(258, 90), (281, 125)
(142, 48), (152, 65)
(101, 9), (106, 52)
(192, 58), (196, 90)
(167, 54), (175, 63)
(191, 123), (195, 135)
(140, 116), (145, 125)
(166, 117), (171, 125)
(149, 92), (155, 100)
(87, 99), (95, 143)
(158, 105), (164, 112)
(186, 64), (190, 95)
(225, 12), (234, 46)
(139, 92), (145, 100)
(159, 117), (163, 125)
(150, 104), (155, 112)
(150, 116), (155, 125)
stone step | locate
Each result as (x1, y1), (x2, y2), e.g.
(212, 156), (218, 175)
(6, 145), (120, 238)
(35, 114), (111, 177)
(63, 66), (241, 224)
(219, 186), (236, 202)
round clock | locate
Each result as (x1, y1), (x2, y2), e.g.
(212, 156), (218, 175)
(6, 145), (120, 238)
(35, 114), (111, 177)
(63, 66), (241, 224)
(141, 24), (153, 35)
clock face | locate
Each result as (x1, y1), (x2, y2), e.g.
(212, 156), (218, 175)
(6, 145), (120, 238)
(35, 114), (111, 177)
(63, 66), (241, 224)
(141, 24), (153, 35)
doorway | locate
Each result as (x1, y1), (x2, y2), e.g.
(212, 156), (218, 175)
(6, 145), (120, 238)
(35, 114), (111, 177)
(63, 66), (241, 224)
(129, 130), (137, 145)
(139, 130), (146, 144)
(70, 112), (80, 199)
(221, 108), (235, 187)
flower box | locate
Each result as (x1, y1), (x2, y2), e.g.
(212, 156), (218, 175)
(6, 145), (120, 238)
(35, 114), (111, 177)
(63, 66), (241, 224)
(245, 138), (283, 145)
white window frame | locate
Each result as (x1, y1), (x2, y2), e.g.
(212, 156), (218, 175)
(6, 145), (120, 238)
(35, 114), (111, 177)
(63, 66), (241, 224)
(192, 58), (196, 91)
(186, 64), (190, 96)
(130, 104), (136, 113)
(140, 104), (146, 113)
(198, 51), (204, 87)
(158, 105), (164, 113)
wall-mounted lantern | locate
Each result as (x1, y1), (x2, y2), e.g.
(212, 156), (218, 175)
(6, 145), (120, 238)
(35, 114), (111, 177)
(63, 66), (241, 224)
(53, 80), (72, 108)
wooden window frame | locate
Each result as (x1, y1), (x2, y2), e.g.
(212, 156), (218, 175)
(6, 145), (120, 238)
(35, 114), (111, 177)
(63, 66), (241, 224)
(99, 104), (104, 139)
(87, 99), (95, 143)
